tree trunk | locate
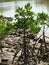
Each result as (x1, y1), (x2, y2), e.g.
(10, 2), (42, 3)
(43, 25), (47, 52)
(23, 20), (27, 65)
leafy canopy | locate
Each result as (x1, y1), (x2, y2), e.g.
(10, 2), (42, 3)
(0, 21), (15, 40)
(15, 3), (41, 34)
(37, 12), (49, 25)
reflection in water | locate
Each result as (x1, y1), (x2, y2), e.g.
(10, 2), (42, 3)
(40, 0), (49, 14)
(0, 0), (49, 17)
(0, 0), (16, 2)
(0, 2), (15, 17)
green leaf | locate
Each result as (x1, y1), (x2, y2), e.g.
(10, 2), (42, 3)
(0, 22), (15, 39)
(25, 3), (32, 11)
(37, 12), (49, 21)
(30, 22), (41, 34)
